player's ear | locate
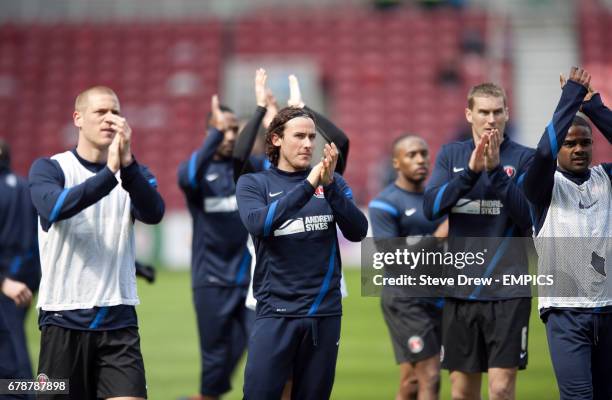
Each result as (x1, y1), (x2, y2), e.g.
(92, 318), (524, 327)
(271, 133), (282, 147)
(465, 107), (473, 124)
(73, 110), (82, 128)
(392, 156), (400, 170)
(504, 107), (509, 122)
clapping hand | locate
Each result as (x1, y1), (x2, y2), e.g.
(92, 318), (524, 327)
(105, 114), (133, 167)
(255, 68), (267, 108)
(288, 74), (305, 109)
(210, 94), (228, 132)
(560, 66), (596, 101)
(483, 128), (501, 171)
(320, 143), (338, 186)
(468, 134), (489, 173)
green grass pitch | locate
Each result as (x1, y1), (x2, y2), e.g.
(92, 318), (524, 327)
(26, 268), (560, 399)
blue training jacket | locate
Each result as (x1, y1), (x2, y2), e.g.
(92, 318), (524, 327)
(423, 129), (534, 300)
(0, 166), (40, 291)
(178, 128), (251, 289)
(236, 167), (367, 317)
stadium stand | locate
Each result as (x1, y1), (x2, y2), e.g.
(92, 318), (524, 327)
(0, 21), (223, 209)
(579, 0), (612, 165)
(233, 6), (513, 202)
(0, 5), (511, 206)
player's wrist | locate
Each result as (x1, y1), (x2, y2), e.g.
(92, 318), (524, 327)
(322, 179), (336, 193)
(467, 162), (481, 174)
(582, 91), (601, 106)
(121, 154), (134, 167)
(106, 163), (120, 174)
(465, 164), (482, 178)
(306, 176), (319, 188)
(565, 79), (589, 94)
(485, 160), (500, 172)
(306, 170), (320, 188)
(322, 172), (335, 186)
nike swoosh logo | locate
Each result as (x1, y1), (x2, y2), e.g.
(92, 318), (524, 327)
(453, 167), (464, 173)
(405, 208), (416, 216)
(269, 191), (283, 197)
(455, 199), (473, 208)
(205, 174), (219, 181)
(520, 351), (527, 359)
(579, 200), (598, 209)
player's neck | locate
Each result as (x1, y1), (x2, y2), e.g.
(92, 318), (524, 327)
(395, 175), (424, 193)
(277, 158), (305, 173)
(212, 152), (230, 162)
(76, 141), (108, 164)
(557, 165), (590, 178)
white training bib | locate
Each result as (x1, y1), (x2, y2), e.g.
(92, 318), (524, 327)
(534, 166), (611, 310)
(37, 151), (138, 311)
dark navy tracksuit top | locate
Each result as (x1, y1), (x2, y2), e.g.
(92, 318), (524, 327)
(369, 184), (446, 301)
(423, 131), (534, 300)
(178, 128), (251, 289)
(370, 184), (444, 238)
(236, 167), (368, 317)
(0, 166), (40, 291)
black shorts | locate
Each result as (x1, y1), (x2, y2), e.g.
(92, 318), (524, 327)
(381, 291), (442, 364)
(37, 325), (147, 399)
(441, 298), (531, 373)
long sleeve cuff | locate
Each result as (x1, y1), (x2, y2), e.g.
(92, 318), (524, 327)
(119, 159), (141, 185)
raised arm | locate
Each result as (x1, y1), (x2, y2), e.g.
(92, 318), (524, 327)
(307, 107), (350, 175)
(232, 108), (266, 180)
(178, 94), (227, 195)
(288, 74), (350, 174)
(233, 68), (269, 181)
(523, 69), (590, 207)
(582, 93), (612, 144)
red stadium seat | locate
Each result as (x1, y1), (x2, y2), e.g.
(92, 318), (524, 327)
(2, 6), (509, 208)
